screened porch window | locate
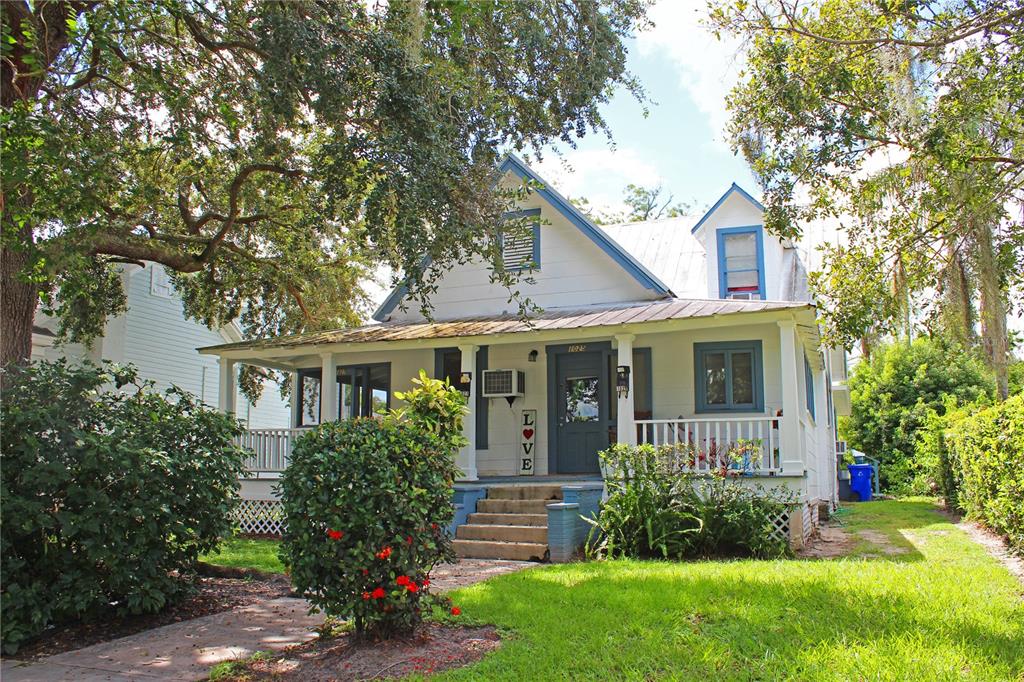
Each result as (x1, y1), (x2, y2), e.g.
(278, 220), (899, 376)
(694, 341), (764, 413)
(296, 363), (391, 424)
(717, 227), (765, 300)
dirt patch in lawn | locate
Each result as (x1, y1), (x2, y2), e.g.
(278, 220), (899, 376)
(855, 529), (911, 556)
(221, 623), (501, 680)
(798, 523), (858, 559)
(14, 574), (292, 660)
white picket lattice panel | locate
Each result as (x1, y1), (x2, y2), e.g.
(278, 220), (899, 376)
(234, 498), (285, 536)
(767, 507), (791, 544)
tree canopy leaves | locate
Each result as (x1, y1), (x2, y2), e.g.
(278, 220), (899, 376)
(1, 0), (651, 382)
(709, 0), (1023, 395)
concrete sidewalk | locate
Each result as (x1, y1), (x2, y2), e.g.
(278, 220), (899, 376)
(0, 598), (322, 681)
(0, 559), (533, 681)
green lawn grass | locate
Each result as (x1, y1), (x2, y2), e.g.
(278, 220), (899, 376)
(200, 537), (284, 574)
(427, 499), (1024, 681)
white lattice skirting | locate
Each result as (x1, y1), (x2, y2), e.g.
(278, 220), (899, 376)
(767, 507), (792, 545)
(234, 498), (285, 536)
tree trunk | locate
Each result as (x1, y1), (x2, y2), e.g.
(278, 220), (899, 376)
(1, 223), (38, 370)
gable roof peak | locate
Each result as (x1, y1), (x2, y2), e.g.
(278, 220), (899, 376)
(690, 182), (766, 234)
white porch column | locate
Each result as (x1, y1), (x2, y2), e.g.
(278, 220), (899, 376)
(778, 320), (803, 475)
(457, 344), (479, 481)
(320, 352), (338, 423)
(218, 358), (237, 415)
(614, 334), (637, 446)
(290, 370), (301, 428)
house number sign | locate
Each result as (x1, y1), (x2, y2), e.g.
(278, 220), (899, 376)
(519, 409), (536, 476)
(567, 344), (588, 352)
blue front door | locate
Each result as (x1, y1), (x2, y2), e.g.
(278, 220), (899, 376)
(554, 350), (606, 474)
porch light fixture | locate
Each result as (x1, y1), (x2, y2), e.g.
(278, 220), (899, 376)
(458, 371), (472, 394)
(528, 350), (538, 362)
(616, 365), (631, 398)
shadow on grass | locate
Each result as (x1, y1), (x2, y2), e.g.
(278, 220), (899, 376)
(821, 498), (953, 563)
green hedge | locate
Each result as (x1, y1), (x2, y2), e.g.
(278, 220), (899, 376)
(0, 361), (245, 654)
(946, 395), (1024, 554)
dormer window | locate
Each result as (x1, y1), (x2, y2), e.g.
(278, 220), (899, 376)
(500, 208), (541, 271)
(717, 226), (765, 300)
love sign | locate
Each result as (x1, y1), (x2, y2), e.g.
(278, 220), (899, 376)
(519, 409), (536, 476)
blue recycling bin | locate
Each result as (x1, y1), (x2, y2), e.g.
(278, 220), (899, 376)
(848, 463), (873, 502)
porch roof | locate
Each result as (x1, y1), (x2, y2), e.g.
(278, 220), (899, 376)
(198, 298), (814, 354)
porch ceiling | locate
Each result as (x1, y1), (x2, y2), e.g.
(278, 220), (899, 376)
(198, 298), (816, 358)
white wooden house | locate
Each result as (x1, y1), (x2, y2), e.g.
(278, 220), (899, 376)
(200, 156), (850, 558)
(32, 262), (292, 430)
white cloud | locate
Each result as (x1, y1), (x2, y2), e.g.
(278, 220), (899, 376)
(531, 147), (665, 215)
(636, 1), (745, 149)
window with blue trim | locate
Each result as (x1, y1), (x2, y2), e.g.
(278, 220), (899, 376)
(501, 209), (541, 271)
(717, 226), (765, 300)
(804, 356), (816, 420)
(694, 341), (764, 413)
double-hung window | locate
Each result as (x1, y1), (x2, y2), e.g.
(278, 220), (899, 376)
(804, 355), (816, 420)
(500, 208), (541, 271)
(717, 226), (765, 300)
(694, 341), (764, 413)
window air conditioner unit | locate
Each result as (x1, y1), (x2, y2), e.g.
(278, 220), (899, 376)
(481, 369), (526, 398)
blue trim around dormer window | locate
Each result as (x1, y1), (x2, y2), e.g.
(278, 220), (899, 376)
(501, 208), (541, 272)
(694, 340), (764, 413)
(717, 225), (766, 300)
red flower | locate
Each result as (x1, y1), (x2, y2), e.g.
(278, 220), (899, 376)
(376, 546), (392, 560)
(406, 582), (419, 593)
(362, 569), (369, 576)
(327, 529), (344, 541)
(371, 587), (386, 599)
(451, 606), (461, 616)
(406, 535), (414, 545)
(361, 591), (370, 600)
(431, 523), (439, 531)
(396, 575), (410, 586)
(421, 578), (430, 587)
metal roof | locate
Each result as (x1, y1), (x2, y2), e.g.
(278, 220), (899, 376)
(199, 298), (811, 354)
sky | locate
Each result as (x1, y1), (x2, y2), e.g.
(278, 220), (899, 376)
(529, 2), (753, 220)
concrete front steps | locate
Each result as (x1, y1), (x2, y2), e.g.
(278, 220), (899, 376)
(453, 485), (562, 561)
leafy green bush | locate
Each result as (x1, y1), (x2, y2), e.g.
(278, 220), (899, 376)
(279, 371), (465, 639)
(847, 338), (992, 491)
(946, 395), (1024, 554)
(587, 443), (794, 560)
(0, 360), (245, 654)
(585, 443), (702, 559)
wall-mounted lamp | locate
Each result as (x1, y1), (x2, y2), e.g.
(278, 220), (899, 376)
(616, 365), (631, 398)
(528, 350), (539, 363)
(459, 372), (472, 394)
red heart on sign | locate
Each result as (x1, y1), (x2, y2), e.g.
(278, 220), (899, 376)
(523, 429), (534, 440)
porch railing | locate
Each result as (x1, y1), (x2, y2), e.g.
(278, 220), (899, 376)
(235, 428), (308, 472)
(634, 416), (781, 473)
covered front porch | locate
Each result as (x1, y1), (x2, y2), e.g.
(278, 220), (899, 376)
(201, 298), (829, 502)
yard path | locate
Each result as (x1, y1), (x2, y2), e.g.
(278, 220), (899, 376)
(0, 559), (533, 682)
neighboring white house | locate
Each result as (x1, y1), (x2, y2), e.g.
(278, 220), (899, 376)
(32, 262), (292, 430)
(200, 155), (851, 558)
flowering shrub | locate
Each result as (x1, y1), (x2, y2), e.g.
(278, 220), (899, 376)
(0, 361), (245, 654)
(279, 371), (466, 639)
(587, 442), (794, 560)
